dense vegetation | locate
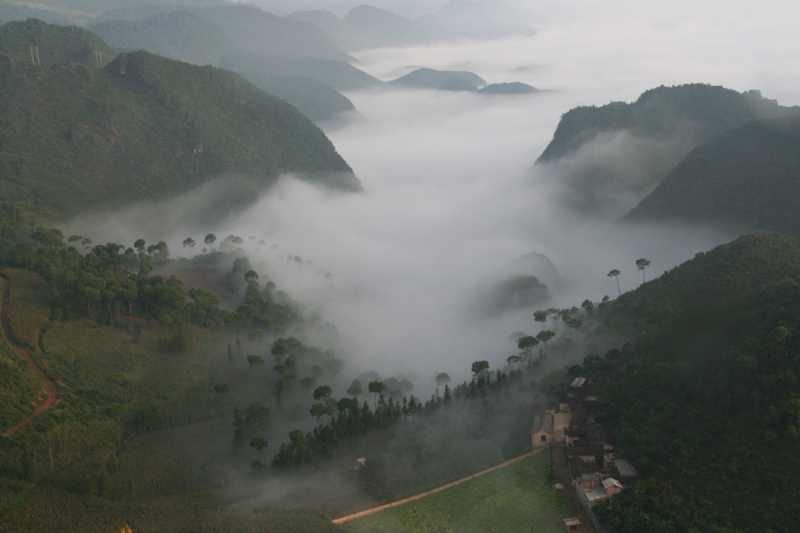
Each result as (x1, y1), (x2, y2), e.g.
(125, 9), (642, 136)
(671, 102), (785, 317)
(534, 84), (800, 214)
(0, 22), (357, 220)
(219, 51), (381, 92)
(537, 84), (799, 163)
(234, 75), (356, 123)
(89, 3), (351, 65)
(569, 233), (800, 532)
(0, 18), (112, 67)
(626, 116), (800, 238)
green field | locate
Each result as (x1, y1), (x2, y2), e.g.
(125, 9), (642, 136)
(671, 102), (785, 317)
(345, 450), (571, 533)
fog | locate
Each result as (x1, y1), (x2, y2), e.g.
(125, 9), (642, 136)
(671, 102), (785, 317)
(64, 1), (800, 388)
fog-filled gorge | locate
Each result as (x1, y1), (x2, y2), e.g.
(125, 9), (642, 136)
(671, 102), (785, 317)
(3, 1), (800, 529)
(61, 4), (800, 387)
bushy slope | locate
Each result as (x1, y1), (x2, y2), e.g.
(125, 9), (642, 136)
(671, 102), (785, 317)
(0, 48), (357, 218)
(0, 17), (113, 67)
(533, 84), (800, 214)
(247, 75), (356, 122)
(538, 84), (798, 163)
(219, 51), (381, 92)
(626, 116), (800, 237)
(587, 232), (800, 531)
(90, 3), (351, 66)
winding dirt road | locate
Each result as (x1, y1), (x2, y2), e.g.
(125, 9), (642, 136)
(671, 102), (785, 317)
(1, 280), (57, 437)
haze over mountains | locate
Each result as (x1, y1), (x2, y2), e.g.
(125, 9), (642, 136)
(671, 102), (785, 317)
(0, 0), (800, 530)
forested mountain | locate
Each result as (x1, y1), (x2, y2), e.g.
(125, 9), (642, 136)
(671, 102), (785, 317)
(534, 84), (800, 214)
(390, 67), (487, 89)
(0, 43), (357, 219)
(0, 17), (112, 67)
(89, 3), (351, 65)
(580, 232), (800, 531)
(244, 76), (356, 123)
(626, 116), (800, 238)
(219, 51), (381, 92)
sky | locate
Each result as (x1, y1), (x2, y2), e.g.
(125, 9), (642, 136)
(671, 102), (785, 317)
(67, 0), (800, 388)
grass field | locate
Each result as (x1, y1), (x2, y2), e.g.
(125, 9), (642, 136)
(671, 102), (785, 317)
(344, 450), (571, 533)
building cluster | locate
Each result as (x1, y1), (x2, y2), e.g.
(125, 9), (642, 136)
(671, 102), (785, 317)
(533, 376), (640, 531)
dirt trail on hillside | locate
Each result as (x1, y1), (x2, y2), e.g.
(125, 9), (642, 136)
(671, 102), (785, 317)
(332, 448), (545, 524)
(1, 281), (57, 437)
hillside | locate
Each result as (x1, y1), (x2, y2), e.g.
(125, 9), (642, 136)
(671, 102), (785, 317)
(90, 3), (352, 66)
(625, 116), (800, 238)
(245, 75), (356, 123)
(582, 232), (800, 531)
(0, 47), (357, 219)
(0, 17), (112, 67)
(533, 84), (800, 214)
(390, 67), (487, 90)
(219, 51), (381, 92)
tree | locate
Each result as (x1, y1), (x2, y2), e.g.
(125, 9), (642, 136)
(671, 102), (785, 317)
(233, 407), (244, 450)
(581, 299), (594, 315)
(313, 385), (333, 405)
(347, 379), (363, 397)
(537, 329), (556, 347)
(435, 372), (451, 387)
(517, 335), (539, 358)
(204, 233), (216, 249)
(368, 380), (385, 408)
(636, 258), (651, 283)
(607, 269), (621, 295)
(246, 354), (264, 367)
(507, 354), (524, 372)
(214, 382), (230, 394)
(244, 402), (271, 432)
(250, 436), (268, 459)
(471, 360), (490, 379)
(309, 402), (333, 423)
(182, 237), (196, 257)
(533, 309), (549, 330)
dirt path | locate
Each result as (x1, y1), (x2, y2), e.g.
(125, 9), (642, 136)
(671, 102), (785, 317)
(332, 448), (545, 525)
(1, 281), (57, 438)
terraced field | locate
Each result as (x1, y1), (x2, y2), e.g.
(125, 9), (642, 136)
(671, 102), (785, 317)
(345, 450), (571, 533)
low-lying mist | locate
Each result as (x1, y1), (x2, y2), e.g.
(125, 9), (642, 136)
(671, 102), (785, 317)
(63, 2), (800, 390)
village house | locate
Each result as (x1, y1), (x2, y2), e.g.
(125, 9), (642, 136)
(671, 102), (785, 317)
(531, 410), (555, 448)
(584, 478), (623, 506)
(613, 459), (640, 485)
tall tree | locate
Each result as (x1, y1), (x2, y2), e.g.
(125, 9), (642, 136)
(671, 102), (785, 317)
(607, 269), (621, 295)
(636, 258), (651, 283)
(368, 380), (385, 408)
(182, 237), (196, 257)
(533, 309), (549, 330)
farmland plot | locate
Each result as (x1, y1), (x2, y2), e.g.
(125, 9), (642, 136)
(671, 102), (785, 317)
(345, 450), (571, 533)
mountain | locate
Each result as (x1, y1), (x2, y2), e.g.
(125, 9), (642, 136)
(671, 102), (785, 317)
(245, 75), (356, 123)
(390, 67), (487, 89)
(0, 47), (358, 219)
(87, 18), (177, 59)
(534, 84), (800, 215)
(626, 116), (800, 237)
(588, 232), (800, 531)
(480, 82), (539, 95)
(219, 51), (381, 92)
(345, 5), (432, 45)
(90, 3), (352, 66)
(417, 0), (537, 39)
(437, 77), (480, 92)
(0, 17), (113, 67)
